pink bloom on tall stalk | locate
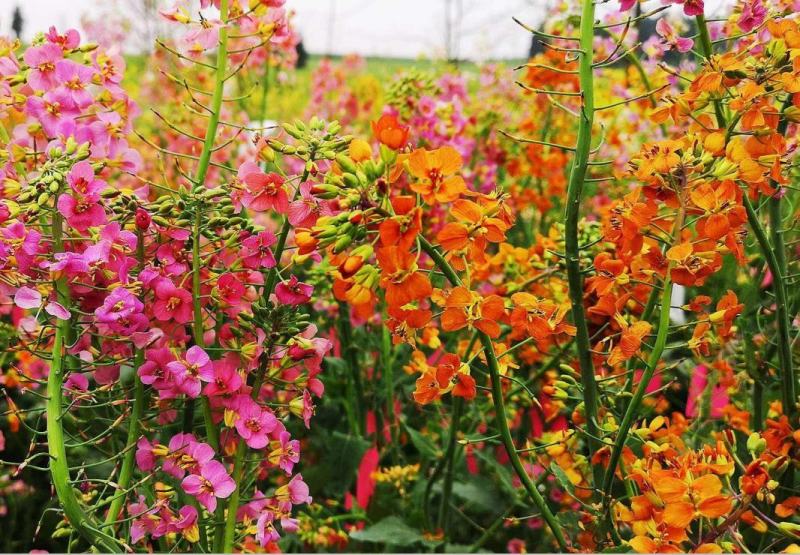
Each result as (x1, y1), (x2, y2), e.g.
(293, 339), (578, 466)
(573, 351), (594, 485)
(275, 473), (312, 505)
(216, 272), (246, 306)
(95, 287), (147, 335)
(153, 280), (193, 323)
(202, 355), (243, 397)
(275, 275), (313, 305)
(738, 0), (766, 32)
(655, 18), (694, 53)
(181, 460), (236, 512)
(269, 430), (301, 475)
(233, 396), (278, 449)
(167, 346), (214, 398)
(46, 26), (80, 50)
(256, 512), (281, 546)
(287, 181), (331, 227)
(241, 231), (277, 269)
(23, 43), (63, 90)
(57, 161), (108, 231)
(55, 59), (96, 107)
(240, 164), (289, 213)
(139, 347), (178, 392)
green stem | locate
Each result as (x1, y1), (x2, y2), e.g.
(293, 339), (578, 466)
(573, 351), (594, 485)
(381, 324), (396, 458)
(102, 231), (147, 529)
(563, 0), (602, 496)
(743, 195), (796, 418)
(48, 210), (119, 553)
(418, 237), (568, 551)
(437, 397), (463, 534)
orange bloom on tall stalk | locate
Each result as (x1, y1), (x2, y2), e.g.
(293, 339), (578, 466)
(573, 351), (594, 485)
(408, 146), (467, 204)
(378, 195), (422, 249)
(371, 114), (409, 150)
(412, 353), (476, 405)
(509, 293), (576, 345)
(651, 472), (733, 529)
(436, 198), (510, 267)
(607, 314), (651, 367)
(666, 242), (721, 287)
(376, 246), (432, 308)
(440, 286), (505, 338)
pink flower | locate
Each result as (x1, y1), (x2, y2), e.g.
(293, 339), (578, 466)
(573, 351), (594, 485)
(46, 27), (81, 50)
(355, 447), (379, 509)
(202, 355), (243, 397)
(169, 506), (199, 541)
(55, 60), (95, 107)
(256, 512), (281, 546)
(216, 273), (245, 306)
(57, 193), (107, 231)
(287, 181), (331, 227)
(14, 286), (41, 309)
(655, 18), (694, 53)
(153, 280), (193, 323)
(68, 161), (106, 195)
(269, 430), (300, 475)
(234, 396), (278, 449)
(95, 288), (146, 335)
(139, 348), (178, 392)
(275, 473), (312, 505)
(275, 275), (313, 305)
(162, 434), (214, 479)
(181, 460), (236, 512)
(24, 43), (63, 91)
(241, 168), (288, 213)
(167, 346), (214, 398)
(241, 231), (277, 269)
(135, 436), (160, 471)
(738, 0), (766, 32)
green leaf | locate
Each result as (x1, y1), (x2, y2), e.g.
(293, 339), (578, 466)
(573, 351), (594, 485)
(602, 545), (634, 553)
(402, 420), (440, 460)
(549, 461), (576, 497)
(451, 481), (500, 513)
(350, 516), (423, 546)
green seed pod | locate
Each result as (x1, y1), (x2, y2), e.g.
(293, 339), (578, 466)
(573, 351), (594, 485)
(336, 154), (357, 174)
(332, 234), (353, 254)
(342, 172), (359, 188)
(36, 192), (50, 206)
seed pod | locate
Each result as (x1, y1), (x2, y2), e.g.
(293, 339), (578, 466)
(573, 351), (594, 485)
(342, 172), (359, 188)
(332, 234), (353, 254)
(36, 192), (50, 206)
(336, 154), (357, 174)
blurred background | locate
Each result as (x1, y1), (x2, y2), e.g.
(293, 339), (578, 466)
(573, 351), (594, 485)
(0, 0), (731, 61)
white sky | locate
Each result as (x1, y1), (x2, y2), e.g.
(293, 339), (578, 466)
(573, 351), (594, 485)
(0, 0), (730, 60)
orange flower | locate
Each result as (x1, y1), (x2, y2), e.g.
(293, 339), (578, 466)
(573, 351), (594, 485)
(371, 114), (409, 150)
(376, 246), (432, 308)
(408, 147), (466, 204)
(412, 353), (475, 404)
(587, 253), (630, 297)
(437, 198), (509, 251)
(509, 293), (576, 345)
(379, 195), (421, 249)
(441, 286), (505, 338)
(607, 315), (651, 367)
(666, 242), (720, 287)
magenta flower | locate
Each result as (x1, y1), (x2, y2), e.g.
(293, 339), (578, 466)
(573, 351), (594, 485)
(241, 167), (288, 213)
(26, 90), (77, 136)
(68, 161), (106, 195)
(276, 473), (312, 505)
(287, 181), (331, 227)
(202, 355), (243, 397)
(655, 18), (694, 53)
(275, 275), (313, 306)
(95, 287), (144, 325)
(24, 43), (63, 91)
(233, 397), (278, 449)
(139, 348), (178, 392)
(181, 460), (236, 512)
(256, 512), (281, 546)
(167, 346), (214, 398)
(135, 436), (160, 471)
(241, 231), (277, 269)
(162, 434), (214, 479)
(153, 280), (193, 323)
(738, 0), (766, 32)
(269, 430), (300, 475)
(216, 272), (246, 306)
(57, 192), (107, 231)
(46, 27), (80, 50)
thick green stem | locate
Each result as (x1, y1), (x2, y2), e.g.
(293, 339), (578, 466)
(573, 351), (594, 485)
(48, 210), (119, 553)
(563, 0), (602, 495)
(102, 231), (147, 529)
(419, 237), (568, 551)
(437, 397), (463, 534)
(743, 195), (796, 418)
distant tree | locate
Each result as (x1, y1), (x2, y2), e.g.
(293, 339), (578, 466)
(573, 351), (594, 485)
(11, 6), (23, 39)
(296, 40), (308, 69)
